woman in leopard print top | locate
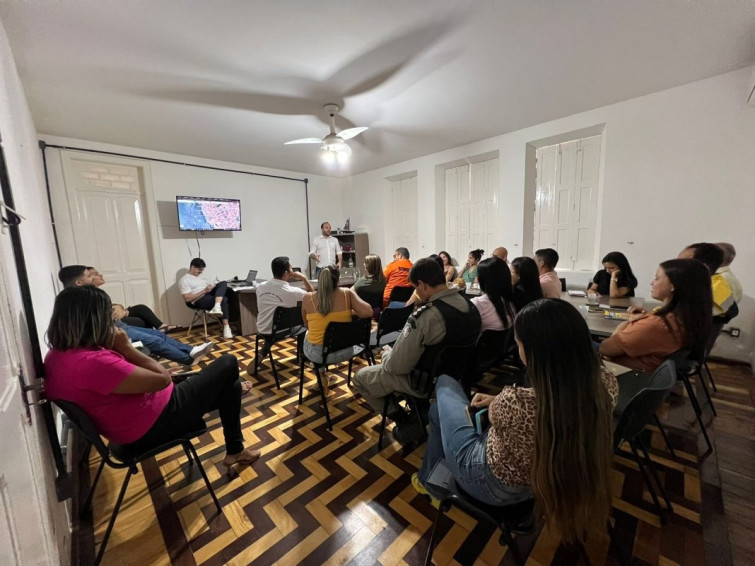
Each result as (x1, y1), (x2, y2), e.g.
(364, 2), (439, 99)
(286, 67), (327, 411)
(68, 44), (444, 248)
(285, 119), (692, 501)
(416, 299), (618, 545)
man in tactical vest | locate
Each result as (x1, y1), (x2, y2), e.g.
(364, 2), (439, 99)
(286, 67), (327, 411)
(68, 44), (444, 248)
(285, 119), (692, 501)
(352, 257), (481, 445)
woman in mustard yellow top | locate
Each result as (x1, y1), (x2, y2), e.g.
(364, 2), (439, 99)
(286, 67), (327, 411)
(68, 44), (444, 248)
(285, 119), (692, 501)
(302, 265), (372, 364)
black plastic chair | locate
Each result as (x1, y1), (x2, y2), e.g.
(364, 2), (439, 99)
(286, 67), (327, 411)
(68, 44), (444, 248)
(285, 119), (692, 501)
(423, 459), (535, 566)
(299, 317), (372, 430)
(613, 360), (677, 519)
(668, 349), (715, 452)
(388, 285), (414, 304)
(254, 303), (305, 389)
(463, 328), (518, 392)
(52, 399), (221, 566)
(368, 304), (413, 363)
(354, 287), (384, 319)
(377, 342), (477, 449)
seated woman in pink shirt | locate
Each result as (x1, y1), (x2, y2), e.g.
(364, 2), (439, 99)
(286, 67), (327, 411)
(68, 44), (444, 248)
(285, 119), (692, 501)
(599, 258), (711, 372)
(471, 257), (516, 333)
(44, 285), (259, 476)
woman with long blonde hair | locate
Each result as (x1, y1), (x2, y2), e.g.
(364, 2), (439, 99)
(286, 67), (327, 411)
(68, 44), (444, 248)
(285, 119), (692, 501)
(302, 265), (372, 364)
(415, 299), (617, 548)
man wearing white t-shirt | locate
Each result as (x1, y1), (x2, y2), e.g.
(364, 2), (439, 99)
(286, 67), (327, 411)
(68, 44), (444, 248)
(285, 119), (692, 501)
(179, 257), (234, 339)
(309, 221), (342, 277)
(256, 256), (314, 357)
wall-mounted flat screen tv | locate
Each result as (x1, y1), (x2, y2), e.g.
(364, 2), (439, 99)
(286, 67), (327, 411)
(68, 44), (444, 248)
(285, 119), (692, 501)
(176, 196), (242, 231)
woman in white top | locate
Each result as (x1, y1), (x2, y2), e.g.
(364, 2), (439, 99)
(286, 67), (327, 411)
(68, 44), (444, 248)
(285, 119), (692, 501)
(470, 257), (516, 333)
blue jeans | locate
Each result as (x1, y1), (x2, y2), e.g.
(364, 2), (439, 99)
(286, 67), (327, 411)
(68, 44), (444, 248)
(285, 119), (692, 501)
(418, 375), (531, 505)
(118, 322), (193, 365)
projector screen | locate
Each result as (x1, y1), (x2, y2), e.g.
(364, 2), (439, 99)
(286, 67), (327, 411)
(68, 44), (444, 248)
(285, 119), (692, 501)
(176, 195), (242, 231)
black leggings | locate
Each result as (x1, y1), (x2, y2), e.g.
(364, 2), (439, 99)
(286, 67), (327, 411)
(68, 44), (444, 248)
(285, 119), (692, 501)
(130, 354), (244, 456)
(121, 304), (164, 329)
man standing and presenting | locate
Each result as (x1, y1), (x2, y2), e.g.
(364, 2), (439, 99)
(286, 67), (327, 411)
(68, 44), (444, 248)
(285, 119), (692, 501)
(309, 222), (342, 277)
(256, 256), (314, 357)
(535, 248), (561, 298)
(179, 258), (234, 339)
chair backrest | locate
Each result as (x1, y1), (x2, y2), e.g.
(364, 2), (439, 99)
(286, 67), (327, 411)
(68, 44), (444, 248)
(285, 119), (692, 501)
(354, 287), (383, 309)
(376, 304), (413, 341)
(52, 399), (111, 461)
(614, 360), (677, 446)
(473, 328), (512, 373)
(559, 277), (566, 292)
(322, 317), (371, 358)
(433, 342), (477, 380)
(388, 285), (414, 303)
(271, 302), (304, 333)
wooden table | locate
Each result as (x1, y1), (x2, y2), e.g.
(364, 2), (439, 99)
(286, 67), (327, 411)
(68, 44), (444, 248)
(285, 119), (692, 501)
(559, 291), (660, 338)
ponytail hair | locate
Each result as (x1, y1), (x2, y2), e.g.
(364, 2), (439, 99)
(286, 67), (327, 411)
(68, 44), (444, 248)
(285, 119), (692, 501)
(316, 265), (341, 315)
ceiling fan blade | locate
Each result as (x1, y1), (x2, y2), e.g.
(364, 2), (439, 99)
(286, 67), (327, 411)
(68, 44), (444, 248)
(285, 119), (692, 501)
(284, 138), (323, 145)
(338, 127), (368, 140)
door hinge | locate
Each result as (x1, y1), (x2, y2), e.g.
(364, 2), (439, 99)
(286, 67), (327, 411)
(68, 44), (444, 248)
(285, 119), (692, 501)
(17, 363), (46, 425)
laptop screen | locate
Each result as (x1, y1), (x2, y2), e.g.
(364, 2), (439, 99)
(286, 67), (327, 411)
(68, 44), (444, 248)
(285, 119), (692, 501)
(245, 270), (257, 283)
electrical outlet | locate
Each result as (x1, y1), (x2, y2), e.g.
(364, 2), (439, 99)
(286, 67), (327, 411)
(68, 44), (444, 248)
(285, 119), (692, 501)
(730, 327), (740, 338)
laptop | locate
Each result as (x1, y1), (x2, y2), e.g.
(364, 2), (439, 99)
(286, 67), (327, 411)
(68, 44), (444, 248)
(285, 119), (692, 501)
(229, 269), (257, 287)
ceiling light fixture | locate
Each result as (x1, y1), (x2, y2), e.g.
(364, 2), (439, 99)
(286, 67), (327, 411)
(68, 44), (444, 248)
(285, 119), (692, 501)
(285, 103), (367, 165)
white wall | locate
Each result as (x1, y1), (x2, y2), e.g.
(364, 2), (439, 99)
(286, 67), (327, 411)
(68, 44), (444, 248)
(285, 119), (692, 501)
(0, 17), (66, 564)
(344, 66), (755, 363)
(43, 136), (345, 324)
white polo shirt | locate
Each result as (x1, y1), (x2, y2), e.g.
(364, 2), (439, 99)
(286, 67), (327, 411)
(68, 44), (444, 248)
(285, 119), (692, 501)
(255, 278), (307, 334)
(310, 235), (342, 268)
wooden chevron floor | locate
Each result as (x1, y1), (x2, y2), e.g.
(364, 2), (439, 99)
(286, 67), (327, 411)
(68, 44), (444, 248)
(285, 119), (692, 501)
(81, 332), (754, 565)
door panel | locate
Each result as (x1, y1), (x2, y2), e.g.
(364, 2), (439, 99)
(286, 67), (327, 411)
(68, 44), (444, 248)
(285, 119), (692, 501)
(61, 154), (157, 311)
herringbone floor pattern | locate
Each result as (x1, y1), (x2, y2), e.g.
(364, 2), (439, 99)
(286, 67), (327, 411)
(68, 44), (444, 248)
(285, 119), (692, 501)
(85, 332), (751, 565)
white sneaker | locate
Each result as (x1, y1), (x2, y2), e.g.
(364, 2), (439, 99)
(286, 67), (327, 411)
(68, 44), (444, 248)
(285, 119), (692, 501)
(189, 342), (214, 365)
(208, 303), (223, 315)
(223, 325), (233, 339)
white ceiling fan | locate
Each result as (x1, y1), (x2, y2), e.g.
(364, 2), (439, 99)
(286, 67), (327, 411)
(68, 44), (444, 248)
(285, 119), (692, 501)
(284, 104), (368, 163)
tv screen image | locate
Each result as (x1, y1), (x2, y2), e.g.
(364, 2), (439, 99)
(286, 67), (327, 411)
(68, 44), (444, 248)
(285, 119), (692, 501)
(177, 196), (241, 231)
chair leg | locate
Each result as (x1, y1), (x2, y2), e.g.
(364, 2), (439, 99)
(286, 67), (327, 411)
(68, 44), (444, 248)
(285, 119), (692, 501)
(696, 368), (717, 416)
(629, 441), (663, 518)
(182, 443), (195, 466)
(498, 527), (524, 566)
(299, 360), (306, 403)
(82, 458), (107, 516)
(378, 396), (390, 450)
(253, 334), (260, 375)
(680, 375), (713, 452)
(186, 442), (222, 514)
(269, 345), (280, 389)
(347, 358), (353, 387)
(202, 313), (208, 340)
(95, 467), (135, 566)
(704, 360), (717, 392)
(638, 436), (673, 513)
(314, 366), (332, 430)
(423, 501), (450, 566)
(653, 414), (677, 460)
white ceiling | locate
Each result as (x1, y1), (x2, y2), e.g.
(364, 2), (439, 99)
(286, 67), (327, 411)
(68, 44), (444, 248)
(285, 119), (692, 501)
(2, 1), (754, 177)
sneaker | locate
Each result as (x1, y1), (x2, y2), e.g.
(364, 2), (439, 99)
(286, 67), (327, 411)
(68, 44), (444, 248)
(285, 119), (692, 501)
(208, 303), (223, 315)
(189, 342), (214, 365)
(223, 325), (233, 339)
(411, 472), (440, 508)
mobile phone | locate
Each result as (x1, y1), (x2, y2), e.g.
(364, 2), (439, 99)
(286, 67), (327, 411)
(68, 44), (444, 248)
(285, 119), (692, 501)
(474, 408), (489, 434)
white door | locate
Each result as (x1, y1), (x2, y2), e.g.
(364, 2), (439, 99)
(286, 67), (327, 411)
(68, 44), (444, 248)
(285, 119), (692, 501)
(61, 153), (157, 309)
(391, 176), (418, 258)
(534, 135), (602, 269)
(0, 238), (57, 564)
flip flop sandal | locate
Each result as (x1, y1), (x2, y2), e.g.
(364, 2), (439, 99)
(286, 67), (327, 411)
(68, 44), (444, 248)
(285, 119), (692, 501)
(240, 380), (253, 396)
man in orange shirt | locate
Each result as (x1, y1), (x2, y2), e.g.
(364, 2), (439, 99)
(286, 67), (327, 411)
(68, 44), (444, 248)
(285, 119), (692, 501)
(382, 247), (413, 307)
